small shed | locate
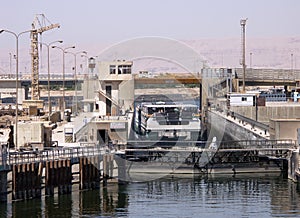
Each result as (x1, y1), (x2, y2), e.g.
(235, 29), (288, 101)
(228, 93), (257, 106)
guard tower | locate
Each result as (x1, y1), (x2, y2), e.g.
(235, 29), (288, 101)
(96, 60), (134, 116)
(82, 57), (97, 112)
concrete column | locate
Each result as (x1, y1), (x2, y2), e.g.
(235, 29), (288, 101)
(114, 154), (127, 184)
(288, 150), (299, 182)
(0, 171), (7, 202)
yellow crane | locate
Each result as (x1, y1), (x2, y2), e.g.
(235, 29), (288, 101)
(30, 14), (60, 100)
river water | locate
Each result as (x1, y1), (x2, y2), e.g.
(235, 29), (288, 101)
(1, 174), (300, 217)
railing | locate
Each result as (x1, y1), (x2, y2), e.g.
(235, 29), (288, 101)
(219, 139), (297, 150)
(230, 112), (269, 132)
(126, 139), (297, 150)
(6, 146), (108, 165)
(1, 139), (297, 171)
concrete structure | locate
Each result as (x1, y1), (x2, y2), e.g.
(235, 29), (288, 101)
(96, 60), (134, 116)
(82, 78), (98, 112)
(230, 103), (300, 124)
(16, 122), (52, 149)
(229, 93), (256, 106)
(207, 110), (268, 141)
(269, 119), (300, 141)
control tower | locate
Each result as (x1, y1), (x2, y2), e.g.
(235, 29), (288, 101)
(96, 60), (134, 116)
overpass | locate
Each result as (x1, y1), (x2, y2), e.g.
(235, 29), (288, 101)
(0, 68), (299, 88)
(0, 73), (85, 89)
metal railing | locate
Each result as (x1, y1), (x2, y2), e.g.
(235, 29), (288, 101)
(230, 112), (269, 132)
(5, 146), (107, 166)
(219, 139), (297, 150)
(1, 139), (297, 170)
(126, 139), (296, 150)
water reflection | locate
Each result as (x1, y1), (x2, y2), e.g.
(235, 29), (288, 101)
(44, 194), (72, 218)
(11, 197), (42, 218)
(4, 175), (300, 217)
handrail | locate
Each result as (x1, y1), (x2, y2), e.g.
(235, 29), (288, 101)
(5, 146), (107, 166)
(230, 111), (269, 131)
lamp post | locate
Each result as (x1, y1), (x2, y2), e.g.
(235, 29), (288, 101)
(0, 29), (31, 148)
(9, 52), (12, 76)
(39, 40), (63, 121)
(291, 53), (294, 71)
(52, 45), (75, 115)
(65, 50), (87, 115)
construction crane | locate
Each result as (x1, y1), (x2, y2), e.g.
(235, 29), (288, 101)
(30, 14), (60, 100)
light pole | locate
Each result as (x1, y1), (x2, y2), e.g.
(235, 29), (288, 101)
(65, 50), (87, 115)
(240, 18), (247, 93)
(52, 45), (75, 115)
(39, 40), (63, 121)
(0, 29), (31, 149)
(291, 53), (294, 71)
(9, 52), (12, 76)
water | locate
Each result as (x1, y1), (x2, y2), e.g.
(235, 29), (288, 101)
(2, 175), (300, 217)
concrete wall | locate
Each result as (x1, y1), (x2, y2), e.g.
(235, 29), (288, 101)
(119, 79), (134, 112)
(82, 79), (98, 100)
(230, 105), (300, 124)
(269, 119), (300, 140)
(207, 111), (266, 141)
(16, 122), (44, 148)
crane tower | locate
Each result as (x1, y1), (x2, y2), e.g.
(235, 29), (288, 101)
(31, 14), (60, 100)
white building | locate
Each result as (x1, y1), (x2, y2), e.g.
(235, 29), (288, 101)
(228, 93), (257, 106)
(96, 60), (134, 116)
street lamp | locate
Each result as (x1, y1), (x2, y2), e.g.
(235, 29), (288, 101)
(0, 28), (32, 148)
(65, 50), (87, 115)
(39, 40), (63, 121)
(52, 45), (75, 115)
(291, 53), (294, 71)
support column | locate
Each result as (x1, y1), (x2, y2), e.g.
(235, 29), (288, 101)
(0, 171), (7, 202)
(79, 156), (100, 190)
(45, 160), (72, 195)
(12, 163), (42, 200)
(288, 150), (299, 182)
(114, 154), (127, 184)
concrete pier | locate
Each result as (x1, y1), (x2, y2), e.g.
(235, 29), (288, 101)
(103, 154), (114, 186)
(0, 171), (7, 202)
(115, 154), (127, 184)
(79, 156), (100, 190)
(12, 163), (42, 200)
(45, 160), (72, 196)
(288, 150), (299, 182)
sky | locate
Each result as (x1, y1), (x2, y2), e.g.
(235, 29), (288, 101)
(0, 0), (299, 73)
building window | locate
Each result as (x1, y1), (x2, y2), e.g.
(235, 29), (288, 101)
(110, 65), (116, 74)
(118, 65), (131, 74)
(242, 97), (247, 101)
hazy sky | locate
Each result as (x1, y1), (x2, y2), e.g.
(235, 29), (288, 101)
(0, 0), (299, 46)
(0, 0), (299, 73)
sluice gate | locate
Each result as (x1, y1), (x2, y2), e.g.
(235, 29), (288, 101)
(0, 146), (120, 202)
(0, 139), (298, 202)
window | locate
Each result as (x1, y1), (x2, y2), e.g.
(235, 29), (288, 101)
(109, 65), (116, 74)
(118, 65), (132, 74)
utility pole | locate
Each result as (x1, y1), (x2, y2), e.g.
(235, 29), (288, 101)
(240, 18), (247, 93)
